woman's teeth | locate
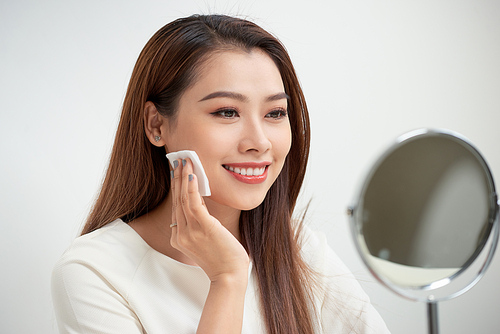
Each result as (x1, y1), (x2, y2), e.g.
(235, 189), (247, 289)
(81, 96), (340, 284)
(224, 165), (266, 176)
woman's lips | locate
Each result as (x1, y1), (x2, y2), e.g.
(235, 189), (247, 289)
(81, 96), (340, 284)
(222, 163), (270, 184)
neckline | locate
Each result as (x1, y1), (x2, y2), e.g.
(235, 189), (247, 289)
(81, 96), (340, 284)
(113, 218), (254, 274)
(115, 219), (204, 270)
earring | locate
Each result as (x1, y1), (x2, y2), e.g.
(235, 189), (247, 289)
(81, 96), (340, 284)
(154, 135), (161, 142)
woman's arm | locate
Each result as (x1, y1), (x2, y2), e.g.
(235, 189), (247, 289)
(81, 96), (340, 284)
(170, 158), (250, 334)
(197, 274), (248, 333)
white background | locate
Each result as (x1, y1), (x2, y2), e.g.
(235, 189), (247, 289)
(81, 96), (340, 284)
(1, 0), (499, 333)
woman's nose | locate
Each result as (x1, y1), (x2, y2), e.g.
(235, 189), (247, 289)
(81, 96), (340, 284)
(237, 119), (272, 153)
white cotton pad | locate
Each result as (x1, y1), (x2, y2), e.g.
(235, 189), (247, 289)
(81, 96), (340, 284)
(166, 150), (211, 196)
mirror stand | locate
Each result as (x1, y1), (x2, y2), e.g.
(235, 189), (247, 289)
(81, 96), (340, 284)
(427, 301), (438, 334)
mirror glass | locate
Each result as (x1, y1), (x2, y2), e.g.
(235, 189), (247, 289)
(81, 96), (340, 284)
(350, 129), (498, 300)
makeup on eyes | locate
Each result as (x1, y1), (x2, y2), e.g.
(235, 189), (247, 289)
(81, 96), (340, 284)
(210, 107), (288, 120)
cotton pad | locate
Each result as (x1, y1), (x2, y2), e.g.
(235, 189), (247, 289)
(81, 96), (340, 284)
(166, 150), (211, 196)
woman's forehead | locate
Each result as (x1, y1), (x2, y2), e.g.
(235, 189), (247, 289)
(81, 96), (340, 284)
(184, 49), (284, 100)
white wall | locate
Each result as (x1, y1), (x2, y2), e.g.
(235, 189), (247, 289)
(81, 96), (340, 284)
(1, 0), (499, 333)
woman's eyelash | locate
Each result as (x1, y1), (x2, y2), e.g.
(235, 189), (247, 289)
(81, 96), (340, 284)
(266, 108), (288, 119)
(211, 108), (239, 118)
(211, 107), (288, 119)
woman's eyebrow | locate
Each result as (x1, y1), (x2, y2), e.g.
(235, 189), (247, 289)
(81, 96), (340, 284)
(198, 91), (289, 103)
(198, 91), (248, 102)
(266, 92), (289, 102)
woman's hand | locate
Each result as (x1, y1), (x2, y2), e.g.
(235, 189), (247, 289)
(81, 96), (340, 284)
(169, 158), (250, 284)
(170, 158), (249, 333)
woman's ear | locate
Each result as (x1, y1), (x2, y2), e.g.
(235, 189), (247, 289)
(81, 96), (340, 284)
(144, 101), (166, 147)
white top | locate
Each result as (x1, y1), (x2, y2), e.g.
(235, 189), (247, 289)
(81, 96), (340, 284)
(51, 220), (390, 333)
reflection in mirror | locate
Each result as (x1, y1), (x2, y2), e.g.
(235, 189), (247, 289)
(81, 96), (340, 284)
(359, 135), (493, 288)
(348, 129), (499, 333)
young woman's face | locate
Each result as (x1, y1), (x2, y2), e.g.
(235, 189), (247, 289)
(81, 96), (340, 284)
(163, 49), (292, 211)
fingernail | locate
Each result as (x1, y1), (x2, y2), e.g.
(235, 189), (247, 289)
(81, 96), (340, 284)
(182, 159), (186, 167)
(170, 170), (174, 179)
(188, 174), (193, 182)
(173, 160), (179, 169)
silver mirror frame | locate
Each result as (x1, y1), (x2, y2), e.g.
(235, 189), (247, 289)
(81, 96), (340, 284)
(348, 128), (499, 304)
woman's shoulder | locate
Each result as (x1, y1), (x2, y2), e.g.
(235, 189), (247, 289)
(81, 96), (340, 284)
(297, 225), (391, 333)
(298, 224), (371, 300)
(297, 225), (348, 275)
(51, 220), (153, 333)
(52, 219), (153, 288)
(56, 220), (149, 266)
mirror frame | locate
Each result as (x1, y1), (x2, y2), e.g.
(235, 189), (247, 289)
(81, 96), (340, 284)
(348, 128), (499, 303)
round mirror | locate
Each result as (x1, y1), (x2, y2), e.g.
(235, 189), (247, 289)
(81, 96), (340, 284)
(348, 129), (499, 327)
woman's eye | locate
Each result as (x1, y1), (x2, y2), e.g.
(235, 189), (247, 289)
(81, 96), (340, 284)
(212, 109), (239, 118)
(266, 108), (288, 119)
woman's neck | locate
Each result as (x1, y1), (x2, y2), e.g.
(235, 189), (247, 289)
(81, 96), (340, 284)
(203, 197), (242, 242)
(129, 194), (242, 265)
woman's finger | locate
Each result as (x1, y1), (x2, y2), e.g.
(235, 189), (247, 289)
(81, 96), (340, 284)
(186, 173), (208, 223)
(172, 158), (187, 231)
(179, 159), (212, 231)
(169, 164), (179, 248)
(180, 158), (196, 225)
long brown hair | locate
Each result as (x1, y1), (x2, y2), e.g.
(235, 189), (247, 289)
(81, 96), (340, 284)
(82, 15), (313, 334)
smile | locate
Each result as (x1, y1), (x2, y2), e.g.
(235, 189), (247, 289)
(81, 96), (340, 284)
(223, 165), (266, 176)
(222, 163), (270, 184)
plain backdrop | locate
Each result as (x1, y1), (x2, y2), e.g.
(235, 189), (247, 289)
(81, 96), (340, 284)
(1, 0), (499, 333)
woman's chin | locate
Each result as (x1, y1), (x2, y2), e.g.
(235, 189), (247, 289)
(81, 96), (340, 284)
(207, 193), (267, 212)
(239, 202), (265, 211)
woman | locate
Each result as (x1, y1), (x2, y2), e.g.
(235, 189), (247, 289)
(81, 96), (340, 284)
(52, 14), (389, 333)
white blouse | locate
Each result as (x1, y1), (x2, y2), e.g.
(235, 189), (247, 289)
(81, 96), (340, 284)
(52, 220), (390, 333)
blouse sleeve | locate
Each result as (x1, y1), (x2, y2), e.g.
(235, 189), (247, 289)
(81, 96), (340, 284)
(301, 229), (391, 333)
(51, 259), (144, 334)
